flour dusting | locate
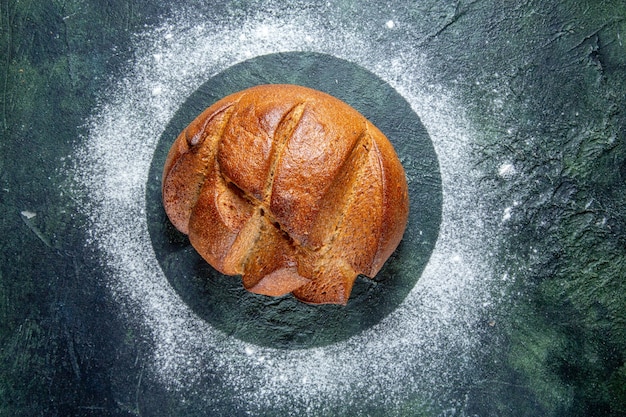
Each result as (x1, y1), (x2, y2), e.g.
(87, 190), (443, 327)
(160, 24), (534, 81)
(73, 6), (500, 415)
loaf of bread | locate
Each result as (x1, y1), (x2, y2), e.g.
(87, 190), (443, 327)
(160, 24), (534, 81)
(162, 84), (409, 305)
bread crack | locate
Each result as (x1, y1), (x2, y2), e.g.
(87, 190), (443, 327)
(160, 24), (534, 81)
(162, 103), (237, 234)
(185, 103), (235, 148)
(262, 102), (307, 203)
(309, 128), (372, 255)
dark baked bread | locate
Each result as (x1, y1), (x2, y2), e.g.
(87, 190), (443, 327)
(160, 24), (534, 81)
(162, 84), (409, 305)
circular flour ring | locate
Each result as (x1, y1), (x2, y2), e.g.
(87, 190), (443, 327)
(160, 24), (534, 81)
(75, 9), (496, 415)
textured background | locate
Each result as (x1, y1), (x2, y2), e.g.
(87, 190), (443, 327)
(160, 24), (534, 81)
(1, 1), (625, 416)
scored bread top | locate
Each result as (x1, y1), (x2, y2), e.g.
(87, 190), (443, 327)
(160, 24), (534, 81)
(162, 84), (409, 305)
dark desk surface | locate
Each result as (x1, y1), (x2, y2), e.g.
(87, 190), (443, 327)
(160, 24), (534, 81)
(2, 1), (625, 416)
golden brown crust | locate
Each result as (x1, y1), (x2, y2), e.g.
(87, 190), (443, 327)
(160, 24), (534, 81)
(162, 84), (409, 305)
(162, 103), (236, 234)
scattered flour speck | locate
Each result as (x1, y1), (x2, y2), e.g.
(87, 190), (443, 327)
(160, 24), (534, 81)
(499, 162), (516, 177)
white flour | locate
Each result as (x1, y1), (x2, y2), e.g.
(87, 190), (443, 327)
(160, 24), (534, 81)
(73, 6), (500, 415)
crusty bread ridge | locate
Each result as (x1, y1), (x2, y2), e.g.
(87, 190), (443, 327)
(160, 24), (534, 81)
(162, 84), (409, 305)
